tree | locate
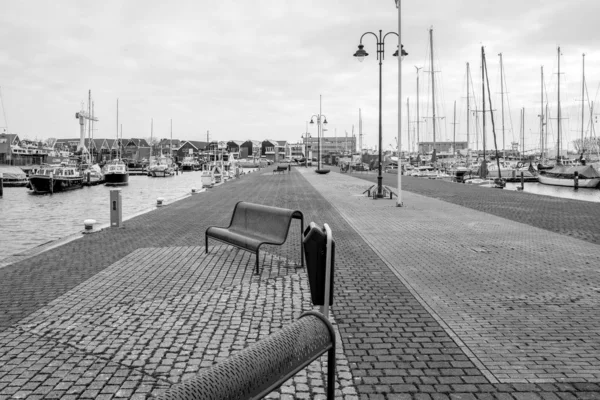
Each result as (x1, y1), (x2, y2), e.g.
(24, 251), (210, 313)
(44, 137), (57, 147)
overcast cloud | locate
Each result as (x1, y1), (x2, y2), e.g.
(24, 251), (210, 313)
(1, 0), (599, 153)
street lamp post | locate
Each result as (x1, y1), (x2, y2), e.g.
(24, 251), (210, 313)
(309, 94), (328, 172)
(353, 28), (407, 198)
(396, 0), (404, 207)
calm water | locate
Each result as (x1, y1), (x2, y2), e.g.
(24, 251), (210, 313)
(0, 171), (214, 260)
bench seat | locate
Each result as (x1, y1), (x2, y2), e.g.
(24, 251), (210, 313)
(205, 201), (304, 274)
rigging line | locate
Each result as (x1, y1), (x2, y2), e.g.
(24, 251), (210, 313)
(500, 56), (516, 145)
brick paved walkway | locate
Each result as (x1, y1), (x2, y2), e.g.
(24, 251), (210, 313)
(1, 166), (600, 399)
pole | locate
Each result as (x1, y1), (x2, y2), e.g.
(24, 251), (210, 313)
(429, 28), (436, 161)
(453, 100), (457, 157)
(318, 95), (322, 171)
(396, 0), (403, 206)
(499, 53), (505, 152)
(467, 63), (470, 160)
(377, 30), (383, 198)
(415, 66), (421, 153)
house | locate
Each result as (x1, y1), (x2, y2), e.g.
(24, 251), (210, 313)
(276, 140), (290, 160)
(157, 138), (182, 157)
(123, 138), (151, 161)
(226, 140), (244, 154)
(177, 140), (208, 160)
(240, 140), (261, 159)
(261, 139), (280, 163)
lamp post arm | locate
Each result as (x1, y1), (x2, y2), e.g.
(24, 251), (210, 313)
(383, 31), (399, 42)
(359, 31), (379, 44)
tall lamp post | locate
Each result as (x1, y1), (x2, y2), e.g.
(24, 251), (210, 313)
(309, 94), (328, 171)
(396, 0), (404, 206)
(353, 29), (407, 198)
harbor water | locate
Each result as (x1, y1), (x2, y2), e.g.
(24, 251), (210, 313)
(0, 171), (244, 261)
(503, 181), (600, 202)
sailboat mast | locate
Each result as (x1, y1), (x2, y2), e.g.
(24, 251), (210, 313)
(581, 53), (585, 146)
(453, 100), (456, 157)
(415, 66), (421, 153)
(406, 97), (410, 154)
(557, 47), (561, 163)
(91, 101), (94, 163)
(116, 99), (119, 160)
(540, 66), (544, 161)
(170, 119), (173, 160)
(466, 63), (470, 155)
(499, 53), (505, 152)
(429, 28), (436, 154)
(87, 90), (91, 163)
(481, 46), (486, 161)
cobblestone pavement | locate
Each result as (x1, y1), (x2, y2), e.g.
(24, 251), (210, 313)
(343, 168), (600, 245)
(1, 166), (600, 399)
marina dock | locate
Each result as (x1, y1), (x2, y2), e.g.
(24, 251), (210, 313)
(1, 166), (600, 399)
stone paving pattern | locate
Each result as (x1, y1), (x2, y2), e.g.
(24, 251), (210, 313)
(0, 166), (600, 399)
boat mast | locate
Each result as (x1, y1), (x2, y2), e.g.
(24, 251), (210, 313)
(581, 53), (585, 148)
(406, 97), (410, 155)
(429, 28), (437, 158)
(499, 53), (505, 152)
(415, 66), (422, 154)
(557, 47), (561, 164)
(540, 66), (544, 162)
(359, 108), (362, 153)
(481, 46), (486, 162)
(466, 62), (470, 162)
(91, 100), (95, 163)
(452, 100), (456, 157)
(170, 119), (173, 160)
(116, 99), (119, 160)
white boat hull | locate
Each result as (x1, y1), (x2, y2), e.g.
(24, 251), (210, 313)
(537, 175), (600, 188)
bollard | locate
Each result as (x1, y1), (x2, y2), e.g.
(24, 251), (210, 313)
(574, 171), (579, 190)
(0, 172), (3, 198)
(191, 188), (197, 195)
(83, 219), (97, 233)
(157, 311), (336, 400)
(521, 171), (525, 190)
(110, 190), (122, 228)
(87, 171), (91, 184)
(157, 197), (164, 207)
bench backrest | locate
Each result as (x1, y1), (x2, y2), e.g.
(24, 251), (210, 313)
(157, 312), (335, 400)
(228, 201), (299, 243)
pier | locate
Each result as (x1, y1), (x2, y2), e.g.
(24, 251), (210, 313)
(1, 166), (600, 399)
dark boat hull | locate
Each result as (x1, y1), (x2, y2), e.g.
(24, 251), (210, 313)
(104, 172), (129, 186)
(29, 176), (84, 194)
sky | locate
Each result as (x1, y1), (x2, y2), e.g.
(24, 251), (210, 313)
(1, 0), (600, 154)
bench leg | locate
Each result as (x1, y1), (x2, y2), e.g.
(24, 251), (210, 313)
(255, 250), (260, 275)
(205, 235), (209, 254)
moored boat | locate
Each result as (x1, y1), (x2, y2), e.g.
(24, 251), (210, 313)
(81, 164), (105, 186)
(0, 166), (28, 187)
(537, 165), (600, 188)
(148, 156), (176, 177)
(28, 164), (84, 194)
(103, 159), (129, 186)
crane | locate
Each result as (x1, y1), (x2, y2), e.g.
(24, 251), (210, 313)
(75, 90), (98, 163)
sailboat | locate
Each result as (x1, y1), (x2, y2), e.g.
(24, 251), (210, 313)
(104, 99), (129, 186)
(537, 48), (600, 188)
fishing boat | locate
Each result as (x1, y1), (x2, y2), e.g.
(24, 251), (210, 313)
(103, 159), (129, 186)
(28, 164), (84, 194)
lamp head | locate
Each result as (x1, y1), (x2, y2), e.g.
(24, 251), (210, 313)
(353, 44), (368, 62)
(323, 118), (328, 125)
(393, 44), (408, 58)
(310, 118), (315, 124)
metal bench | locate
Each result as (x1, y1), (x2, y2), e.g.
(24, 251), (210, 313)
(205, 201), (304, 274)
(273, 165), (288, 174)
(156, 311), (336, 400)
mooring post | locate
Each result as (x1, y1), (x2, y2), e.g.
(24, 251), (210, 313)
(574, 171), (579, 190)
(521, 171), (525, 190)
(0, 172), (3, 198)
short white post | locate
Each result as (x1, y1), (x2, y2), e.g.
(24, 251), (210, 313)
(83, 219), (96, 233)
(157, 197), (164, 207)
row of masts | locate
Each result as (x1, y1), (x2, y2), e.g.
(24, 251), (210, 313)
(400, 28), (596, 161)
